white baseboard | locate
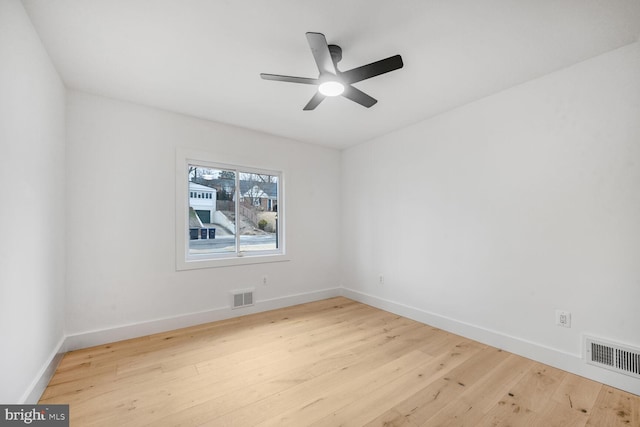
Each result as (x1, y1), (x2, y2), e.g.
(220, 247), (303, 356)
(64, 287), (342, 351)
(20, 336), (66, 404)
(341, 287), (640, 396)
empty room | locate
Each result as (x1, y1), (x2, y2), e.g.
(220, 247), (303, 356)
(1, 0), (640, 425)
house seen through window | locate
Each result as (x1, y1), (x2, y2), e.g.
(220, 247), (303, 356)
(186, 164), (281, 260)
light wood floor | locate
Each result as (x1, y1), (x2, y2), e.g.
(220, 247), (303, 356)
(40, 297), (639, 426)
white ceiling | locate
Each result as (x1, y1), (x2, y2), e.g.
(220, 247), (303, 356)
(22, 0), (640, 149)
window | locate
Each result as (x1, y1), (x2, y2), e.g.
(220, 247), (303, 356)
(176, 149), (286, 270)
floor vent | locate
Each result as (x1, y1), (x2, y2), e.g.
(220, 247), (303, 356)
(231, 290), (254, 309)
(585, 336), (640, 379)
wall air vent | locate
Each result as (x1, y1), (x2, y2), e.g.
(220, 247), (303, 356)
(585, 336), (640, 379)
(231, 290), (254, 309)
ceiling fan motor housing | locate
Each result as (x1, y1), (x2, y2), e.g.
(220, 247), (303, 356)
(328, 44), (342, 66)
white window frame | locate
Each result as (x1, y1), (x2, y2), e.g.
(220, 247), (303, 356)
(176, 148), (288, 270)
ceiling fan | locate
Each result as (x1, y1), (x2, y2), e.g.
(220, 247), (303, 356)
(260, 32), (403, 110)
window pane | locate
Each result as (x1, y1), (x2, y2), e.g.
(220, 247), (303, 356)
(239, 172), (278, 252)
(188, 166), (236, 256)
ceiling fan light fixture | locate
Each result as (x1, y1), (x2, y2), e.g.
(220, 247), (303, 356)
(318, 80), (344, 97)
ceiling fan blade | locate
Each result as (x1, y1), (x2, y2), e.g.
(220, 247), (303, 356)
(341, 55), (403, 84)
(306, 32), (337, 76)
(260, 73), (319, 85)
(303, 92), (326, 111)
(342, 85), (377, 108)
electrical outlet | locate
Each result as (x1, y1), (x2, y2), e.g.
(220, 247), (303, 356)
(262, 275), (268, 286)
(556, 310), (571, 328)
(378, 274), (384, 285)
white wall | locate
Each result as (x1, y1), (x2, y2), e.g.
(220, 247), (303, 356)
(65, 91), (342, 340)
(0, 0), (66, 403)
(342, 42), (640, 393)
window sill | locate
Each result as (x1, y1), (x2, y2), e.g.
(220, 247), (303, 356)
(177, 253), (290, 271)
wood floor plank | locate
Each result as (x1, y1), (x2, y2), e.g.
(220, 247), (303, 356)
(39, 297), (640, 426)
(255, 350), (439, 427)
(587, 385), (640, 426)
(161, 335), (434, 426)
(531, 374), (604, 426)
(416, 353), (534, 426)
(368, 345), (509, 426)
(475, 362), (568, 426)
(308, 341), (487, 427)
(112, 307), (427, 426)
